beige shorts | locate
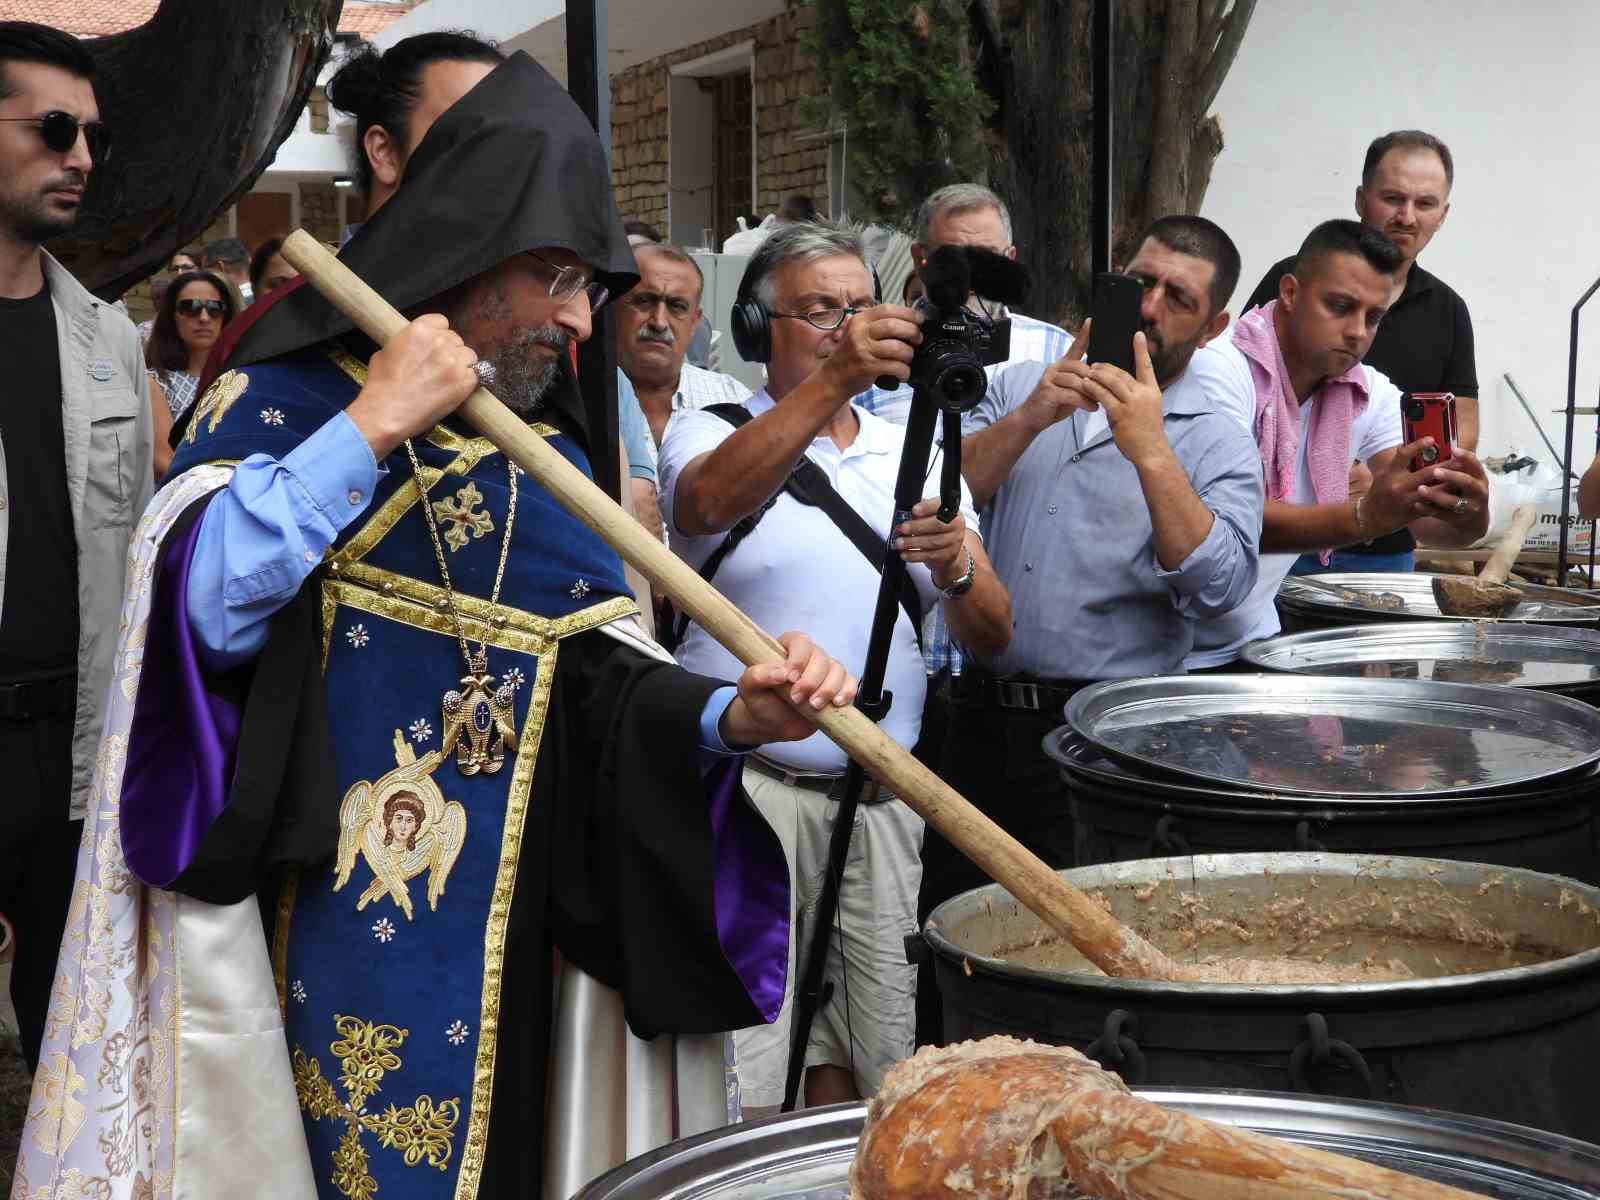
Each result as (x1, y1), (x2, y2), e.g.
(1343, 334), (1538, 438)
(732, 763), (925, 1109)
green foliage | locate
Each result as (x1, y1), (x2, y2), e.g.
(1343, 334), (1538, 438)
(802, 0), (993, 229)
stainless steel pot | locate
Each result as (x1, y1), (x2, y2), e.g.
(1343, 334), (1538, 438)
(921, 853), (1600, 1141)
(574, 1091), (1600, 1199)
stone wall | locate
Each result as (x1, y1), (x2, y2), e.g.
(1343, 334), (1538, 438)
(299, 181), (343, 245)
(609, 2), (829, 233)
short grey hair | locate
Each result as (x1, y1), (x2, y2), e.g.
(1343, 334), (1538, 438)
(915, 183), (1013, 245)
(635, 242), (705, 303)
(740, 221), (867, 308)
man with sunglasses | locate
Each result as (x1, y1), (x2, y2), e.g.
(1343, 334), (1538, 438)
(660, 222), (1011, 1114)
(0, 22), (154, 1080)
(19, 39), (863, 1200)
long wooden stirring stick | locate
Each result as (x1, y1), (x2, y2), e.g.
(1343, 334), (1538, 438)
(278, 229), (1183, 983)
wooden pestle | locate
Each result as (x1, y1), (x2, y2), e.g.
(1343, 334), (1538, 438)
(1432, 504), (1539, 618)
(278, 230), (1185, 983)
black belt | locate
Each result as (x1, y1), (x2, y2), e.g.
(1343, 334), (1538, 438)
(0, 674), (75, 721)
(745, 755), (889, 804)
(957, 670), (1091, 714)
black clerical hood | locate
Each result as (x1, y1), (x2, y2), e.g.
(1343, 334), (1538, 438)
(224, 50), (638, 441)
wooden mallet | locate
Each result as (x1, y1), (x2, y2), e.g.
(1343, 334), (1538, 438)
(1433, 504), (1539, 618)
(855, 1038), (1487, 1200)
(277, 230), (1185, 984)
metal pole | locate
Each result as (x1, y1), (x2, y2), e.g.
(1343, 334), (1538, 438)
(1091, 0), (1113, 276)
(1503, 373), (1569, 473)
(567, 0), (621, 502)
(1557, 276), (1600, 580)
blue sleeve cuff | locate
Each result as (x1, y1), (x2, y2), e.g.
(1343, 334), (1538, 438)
(699, 685), (741, 756)
(282, 409), (381, 530)
(1153, 513), (1240, 611)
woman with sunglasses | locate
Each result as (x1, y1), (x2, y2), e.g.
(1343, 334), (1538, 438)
(145, 267), (236, 420)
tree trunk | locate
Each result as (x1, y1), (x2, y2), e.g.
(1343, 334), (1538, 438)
(49, 0), (343, 298)
(976, 0), (1256, 326)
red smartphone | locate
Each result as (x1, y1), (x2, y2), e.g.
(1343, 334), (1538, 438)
(1402, 392), (1456, 472)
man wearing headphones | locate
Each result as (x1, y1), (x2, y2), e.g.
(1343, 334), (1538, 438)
(658, 222), (1011, 1112)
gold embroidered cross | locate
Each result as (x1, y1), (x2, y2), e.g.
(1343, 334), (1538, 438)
(293, 1013), (461, 1200)
(430, 482), (494, 552)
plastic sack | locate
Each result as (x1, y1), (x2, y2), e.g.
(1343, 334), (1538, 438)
(1478, 452), (1591, 554)
(721, 213), (778, 256)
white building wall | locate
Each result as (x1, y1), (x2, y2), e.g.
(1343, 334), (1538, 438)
(1202, 0), (1600, 468)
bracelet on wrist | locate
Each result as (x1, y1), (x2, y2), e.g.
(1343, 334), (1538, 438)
(1353, 494), (1368, 539)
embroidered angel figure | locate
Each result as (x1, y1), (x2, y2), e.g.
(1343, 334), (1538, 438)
(333, 730), (468, 920)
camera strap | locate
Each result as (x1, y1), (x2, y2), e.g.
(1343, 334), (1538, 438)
(665, 402), (925, 654)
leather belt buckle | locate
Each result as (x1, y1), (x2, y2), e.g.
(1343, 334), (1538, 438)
(995, 680), (1040, 711)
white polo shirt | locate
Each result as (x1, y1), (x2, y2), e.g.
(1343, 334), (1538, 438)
(659, 390), (980, 773)
(1184, 336), (1404, 668)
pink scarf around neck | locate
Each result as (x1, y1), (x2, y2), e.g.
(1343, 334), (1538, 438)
(1232, 301), (1370, 510)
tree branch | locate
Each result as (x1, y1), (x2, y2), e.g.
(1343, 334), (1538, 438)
(1197, 0), (1228, 58)
(1195, 0), (1257, 114)
(1185, 113), (1226, 215)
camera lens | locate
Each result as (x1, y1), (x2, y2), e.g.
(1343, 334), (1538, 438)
(934, 362), (986, 410)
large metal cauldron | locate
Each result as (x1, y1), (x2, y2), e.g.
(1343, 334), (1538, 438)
(574, 1092), (1600, 1199)
(1047, 730), (1600, 884)
(922, 853), (1600, 1141)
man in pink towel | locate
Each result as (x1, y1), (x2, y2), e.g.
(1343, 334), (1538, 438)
(1185, 219), (1489, 670)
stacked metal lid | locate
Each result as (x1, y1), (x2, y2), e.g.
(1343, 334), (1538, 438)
(1276, 572), (1600, 627)
(1244, 621), (1600, 698)
(1060, 674), (1600, 799)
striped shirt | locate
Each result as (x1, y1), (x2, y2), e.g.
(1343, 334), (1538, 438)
(640, 362), (753, 475)
(853, 309), (1073, 673)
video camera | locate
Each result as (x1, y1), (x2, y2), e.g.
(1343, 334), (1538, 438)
(883, 245), (1031, 411)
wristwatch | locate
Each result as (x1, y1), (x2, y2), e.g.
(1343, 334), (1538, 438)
(939, 549), (977, 598)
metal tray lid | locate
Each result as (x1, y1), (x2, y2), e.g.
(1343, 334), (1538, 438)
(1277, 573), (1600, 624)
(1244, 622), (1600, 692)
(1062, 674), (1600, 799)
(575, 1091), (1600, 1199)
(1041, 724), (1600, 809)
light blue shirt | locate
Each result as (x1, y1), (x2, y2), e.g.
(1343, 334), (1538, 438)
(617, 370), (656, 484)
(964, 358), (1264, 679)
(183, 410), (739, 751)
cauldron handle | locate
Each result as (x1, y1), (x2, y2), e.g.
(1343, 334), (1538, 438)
(1290, 1012), (1375, 1097)
(1085, 1008), (1147, 1084)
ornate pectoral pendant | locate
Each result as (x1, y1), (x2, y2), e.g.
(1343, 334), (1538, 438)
(440, 663), (519, 777)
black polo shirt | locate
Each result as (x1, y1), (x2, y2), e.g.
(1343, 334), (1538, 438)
(1244, 255), (1478, 554)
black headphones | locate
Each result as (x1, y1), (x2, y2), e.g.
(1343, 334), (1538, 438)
(729, 251), (884, 366)
(730, 252), (774, 363)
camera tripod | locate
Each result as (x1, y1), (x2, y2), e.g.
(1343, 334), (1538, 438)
(780, 383), (965, 1112)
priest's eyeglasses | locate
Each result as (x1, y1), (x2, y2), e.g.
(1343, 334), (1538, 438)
(772, 306), (866, 332)
(0, 111), (110, 161)
(526, 251), (610, 311)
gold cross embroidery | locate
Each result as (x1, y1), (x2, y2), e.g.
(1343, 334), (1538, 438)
(430, 482), (494, 552)
(293, 1014), (461, 1200)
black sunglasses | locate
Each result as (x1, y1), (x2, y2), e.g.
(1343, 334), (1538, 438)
(0, 111), (111, 161)
(176, 298), (226, 318)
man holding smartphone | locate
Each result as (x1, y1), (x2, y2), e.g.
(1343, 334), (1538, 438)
(916, 216), (1263, 1041)
(1185, 219), (1490, 672)
(1243, 130), (1476, 573)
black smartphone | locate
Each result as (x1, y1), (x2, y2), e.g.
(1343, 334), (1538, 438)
(1086, 272), (1145, 376)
